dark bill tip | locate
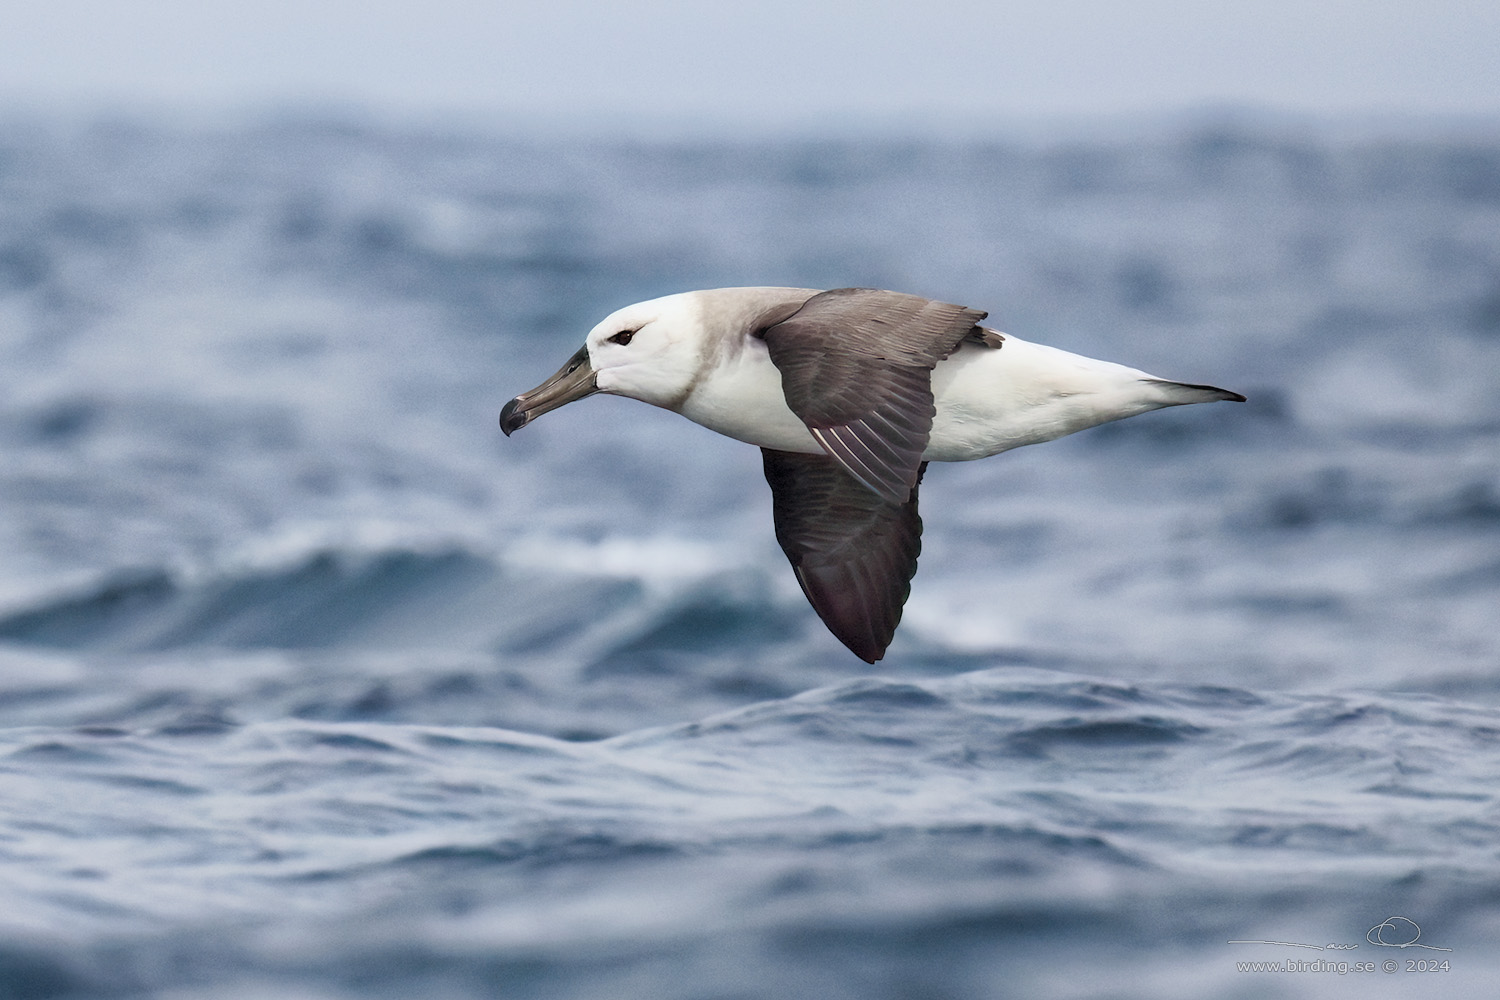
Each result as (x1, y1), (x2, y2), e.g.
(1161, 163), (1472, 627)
(497, 343), (597, 437)
(499, 397), (528, 436)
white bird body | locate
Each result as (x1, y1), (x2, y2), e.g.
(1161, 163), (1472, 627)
(614, 288), (1223, 462)
(501, 286), (1244, 662)
(681, 328), (1201, 462)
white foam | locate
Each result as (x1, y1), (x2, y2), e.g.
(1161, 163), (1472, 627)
(505, 533), (748, 591)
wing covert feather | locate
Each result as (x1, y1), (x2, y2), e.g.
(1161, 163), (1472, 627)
(762, 288), (984, 502)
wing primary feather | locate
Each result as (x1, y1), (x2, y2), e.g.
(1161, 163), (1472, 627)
(761, 448), (926, 662)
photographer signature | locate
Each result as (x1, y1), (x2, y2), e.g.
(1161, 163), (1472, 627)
(1228, 916), (1452, 952)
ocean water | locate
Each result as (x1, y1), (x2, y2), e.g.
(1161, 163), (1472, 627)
(1, 111), (1498, 999)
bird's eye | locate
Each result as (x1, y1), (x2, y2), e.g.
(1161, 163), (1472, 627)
(608, 329), (635, 346)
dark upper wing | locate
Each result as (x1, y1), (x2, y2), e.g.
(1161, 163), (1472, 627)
(762, 447), (925, 663)
(760, 288), (986, 503)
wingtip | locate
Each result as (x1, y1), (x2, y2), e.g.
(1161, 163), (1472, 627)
(839, 627), (888, 664)
(838, 634), (888, 664)
(794, 564), (899, 664)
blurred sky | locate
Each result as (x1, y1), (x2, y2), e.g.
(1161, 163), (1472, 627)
(3, 0), (1498, 126)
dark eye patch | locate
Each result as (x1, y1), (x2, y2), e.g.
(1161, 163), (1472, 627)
(608, 329), (636, 346)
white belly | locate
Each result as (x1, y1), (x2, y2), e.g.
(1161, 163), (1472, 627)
(677, 334), (1173, 463)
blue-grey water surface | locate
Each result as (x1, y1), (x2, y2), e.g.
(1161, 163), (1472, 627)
(1, 113), (1499, 999)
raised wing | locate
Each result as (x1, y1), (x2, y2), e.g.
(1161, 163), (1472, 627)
(762, 448), (926, 662)
(761, 288), (985, 503)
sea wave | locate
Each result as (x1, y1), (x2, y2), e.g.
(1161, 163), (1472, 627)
(1, 667), (1496, 998)
(0, 535), (791, 655)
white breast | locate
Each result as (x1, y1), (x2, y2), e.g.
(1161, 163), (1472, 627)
(676, 339), (821, 453)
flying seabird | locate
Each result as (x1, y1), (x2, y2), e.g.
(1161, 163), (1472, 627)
(500, 287), (1244, 662)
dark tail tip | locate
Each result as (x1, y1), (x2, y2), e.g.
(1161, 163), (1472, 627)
(1144, 379), (1246, 404)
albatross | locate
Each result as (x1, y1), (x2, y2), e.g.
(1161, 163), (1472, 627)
(500, 287), (1244, 662)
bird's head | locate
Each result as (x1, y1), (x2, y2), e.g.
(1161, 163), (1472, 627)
(499, 292), (705, 435)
